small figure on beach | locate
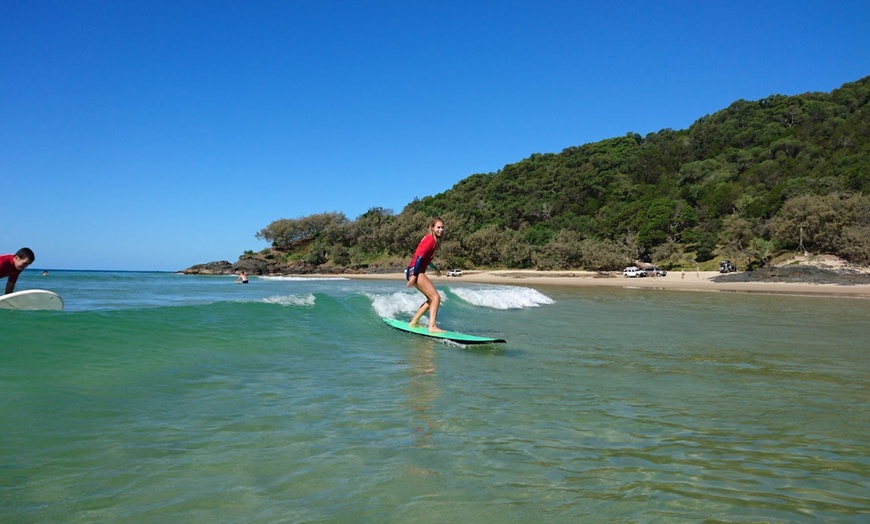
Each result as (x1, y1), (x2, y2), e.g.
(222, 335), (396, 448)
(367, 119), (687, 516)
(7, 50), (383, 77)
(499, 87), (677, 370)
(235, 271), (249, 284)
(405, 217), (446, 333)
(1, 247), (35, 294)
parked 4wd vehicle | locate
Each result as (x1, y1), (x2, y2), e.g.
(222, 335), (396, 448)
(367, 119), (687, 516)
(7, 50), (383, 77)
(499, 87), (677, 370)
(643, 266), (667, 277)
(446, 269), (463, 277)
(623, 266), (645, 278)
(719, 260), (736, 273)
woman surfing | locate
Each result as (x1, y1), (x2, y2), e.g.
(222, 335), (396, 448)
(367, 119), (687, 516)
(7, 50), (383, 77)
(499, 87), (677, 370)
(405, 217), (446, 333)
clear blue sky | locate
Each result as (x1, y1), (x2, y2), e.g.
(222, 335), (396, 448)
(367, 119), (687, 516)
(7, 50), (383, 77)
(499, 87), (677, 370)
(2, 1), (868, 271)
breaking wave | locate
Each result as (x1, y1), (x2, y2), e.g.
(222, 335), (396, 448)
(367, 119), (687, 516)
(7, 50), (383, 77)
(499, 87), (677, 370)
(448, 285), (554, 309)
(366, 285), (554, 319)
(259, 293), (317, 307)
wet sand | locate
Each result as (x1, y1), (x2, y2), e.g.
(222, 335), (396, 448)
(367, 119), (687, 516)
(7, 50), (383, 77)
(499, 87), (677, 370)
(340, 270), (870, 298)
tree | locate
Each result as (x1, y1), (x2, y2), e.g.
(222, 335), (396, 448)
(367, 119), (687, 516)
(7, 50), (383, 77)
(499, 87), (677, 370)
(256, 212), (348, 249)
(579, 238), (632, 270)
(770, 193), (870, 263)
(533, 229), (583, 269)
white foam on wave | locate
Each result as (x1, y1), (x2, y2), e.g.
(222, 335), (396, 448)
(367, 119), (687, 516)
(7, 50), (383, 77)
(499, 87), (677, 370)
(448, 286), (554, 309)
(261, 276), (350, 281)
(366, 290), (447, 319)
(260, 293), (317, 307)
(366, 286), (552, 318)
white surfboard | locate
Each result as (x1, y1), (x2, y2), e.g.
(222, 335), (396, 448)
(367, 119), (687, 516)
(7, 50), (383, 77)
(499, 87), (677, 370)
(0, 289), (64, 311)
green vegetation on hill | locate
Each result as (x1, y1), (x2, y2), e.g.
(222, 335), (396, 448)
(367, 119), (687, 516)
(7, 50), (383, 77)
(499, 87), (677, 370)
(253, 76), (870, 272)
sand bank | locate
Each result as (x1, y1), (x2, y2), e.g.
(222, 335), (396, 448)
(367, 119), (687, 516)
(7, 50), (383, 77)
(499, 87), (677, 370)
(339, 270), (870, 298)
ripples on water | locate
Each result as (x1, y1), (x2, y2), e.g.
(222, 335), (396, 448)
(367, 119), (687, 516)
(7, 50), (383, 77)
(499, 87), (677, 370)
(1, 271), (869, 522)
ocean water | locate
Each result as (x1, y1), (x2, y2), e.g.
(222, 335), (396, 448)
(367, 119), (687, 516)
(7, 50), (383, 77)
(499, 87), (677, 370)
(2, 271), (869, 523)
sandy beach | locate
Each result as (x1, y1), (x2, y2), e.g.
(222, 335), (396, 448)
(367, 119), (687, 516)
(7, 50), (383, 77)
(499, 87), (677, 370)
(342, 269), (870, 298)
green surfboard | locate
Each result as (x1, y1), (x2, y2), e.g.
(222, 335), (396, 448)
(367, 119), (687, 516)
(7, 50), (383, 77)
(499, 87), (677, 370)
(382, 317), (506, 345)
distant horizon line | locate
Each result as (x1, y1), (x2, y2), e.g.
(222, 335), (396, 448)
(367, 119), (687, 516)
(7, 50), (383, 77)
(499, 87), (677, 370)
(25, 268), (179, 274)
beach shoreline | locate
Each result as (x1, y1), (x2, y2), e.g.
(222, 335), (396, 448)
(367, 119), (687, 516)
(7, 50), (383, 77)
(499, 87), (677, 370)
(336, 269), (870, 298)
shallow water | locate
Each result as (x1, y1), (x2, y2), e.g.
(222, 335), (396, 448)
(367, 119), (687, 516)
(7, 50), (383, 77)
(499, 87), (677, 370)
(2, 271), (869, 522)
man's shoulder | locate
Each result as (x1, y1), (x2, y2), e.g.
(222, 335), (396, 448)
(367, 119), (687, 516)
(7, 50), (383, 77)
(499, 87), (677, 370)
(0, 254), (16, 275)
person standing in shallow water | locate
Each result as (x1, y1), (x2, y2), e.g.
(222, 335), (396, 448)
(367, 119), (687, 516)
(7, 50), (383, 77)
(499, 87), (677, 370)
(405, 217), (446, 333)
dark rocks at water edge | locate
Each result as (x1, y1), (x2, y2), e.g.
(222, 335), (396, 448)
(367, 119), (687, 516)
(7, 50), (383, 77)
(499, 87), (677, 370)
(712, 266), (870, 285)
(178, 256), (362, 276)
(181, 260), (235, 275)
(190, 256), (274, 275)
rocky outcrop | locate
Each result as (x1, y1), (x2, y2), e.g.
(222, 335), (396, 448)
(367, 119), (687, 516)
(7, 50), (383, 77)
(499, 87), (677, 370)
(179, 257), (278, 275)
(231, 256), (275, 275)
(179, 254), (368, 276)
(181, 260), (234, 275)
(712, 266), (870, 285)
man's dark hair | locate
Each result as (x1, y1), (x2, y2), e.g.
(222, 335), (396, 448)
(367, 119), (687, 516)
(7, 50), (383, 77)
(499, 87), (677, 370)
(16, 247), (35, 263)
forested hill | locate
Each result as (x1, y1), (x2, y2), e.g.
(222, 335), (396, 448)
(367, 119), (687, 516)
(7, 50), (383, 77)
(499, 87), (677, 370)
(246, 75), (870, 274)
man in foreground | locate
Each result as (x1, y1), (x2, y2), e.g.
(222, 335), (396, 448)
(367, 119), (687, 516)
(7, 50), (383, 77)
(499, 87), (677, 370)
(1, 247), (35, 294)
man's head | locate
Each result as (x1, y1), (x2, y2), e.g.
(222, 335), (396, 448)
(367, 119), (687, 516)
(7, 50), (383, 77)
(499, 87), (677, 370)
(14, 247), (35, 270)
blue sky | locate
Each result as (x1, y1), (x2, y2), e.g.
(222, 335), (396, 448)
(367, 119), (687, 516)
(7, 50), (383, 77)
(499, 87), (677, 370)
(2, 1), (868, 271)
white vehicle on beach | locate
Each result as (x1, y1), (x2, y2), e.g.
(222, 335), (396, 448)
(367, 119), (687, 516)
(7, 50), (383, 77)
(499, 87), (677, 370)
(446, 269), (463, 277)
(623, 266), (645, 278)
(643, 266), (667, 277)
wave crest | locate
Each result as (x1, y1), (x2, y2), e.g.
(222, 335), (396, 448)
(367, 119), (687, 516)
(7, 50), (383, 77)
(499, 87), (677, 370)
(366, 291), (447, 319)
(366, 285), (554, 318)
(449, 286), (554, 309)
(260, 294), (317, 307)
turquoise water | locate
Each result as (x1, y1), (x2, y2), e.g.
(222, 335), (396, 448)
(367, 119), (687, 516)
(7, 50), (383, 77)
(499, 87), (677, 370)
(2, 271), (869, 522)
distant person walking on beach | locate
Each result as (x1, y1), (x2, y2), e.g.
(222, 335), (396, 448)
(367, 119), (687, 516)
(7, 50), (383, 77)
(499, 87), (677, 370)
(1, 247), (35, 294)
(405, 217), (445, 333)
(235, 271), (249, 284)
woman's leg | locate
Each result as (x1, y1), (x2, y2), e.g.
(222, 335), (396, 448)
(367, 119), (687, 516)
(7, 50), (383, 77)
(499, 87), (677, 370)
(412, 274), (444, 332)
(409, 301), (429, 327)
